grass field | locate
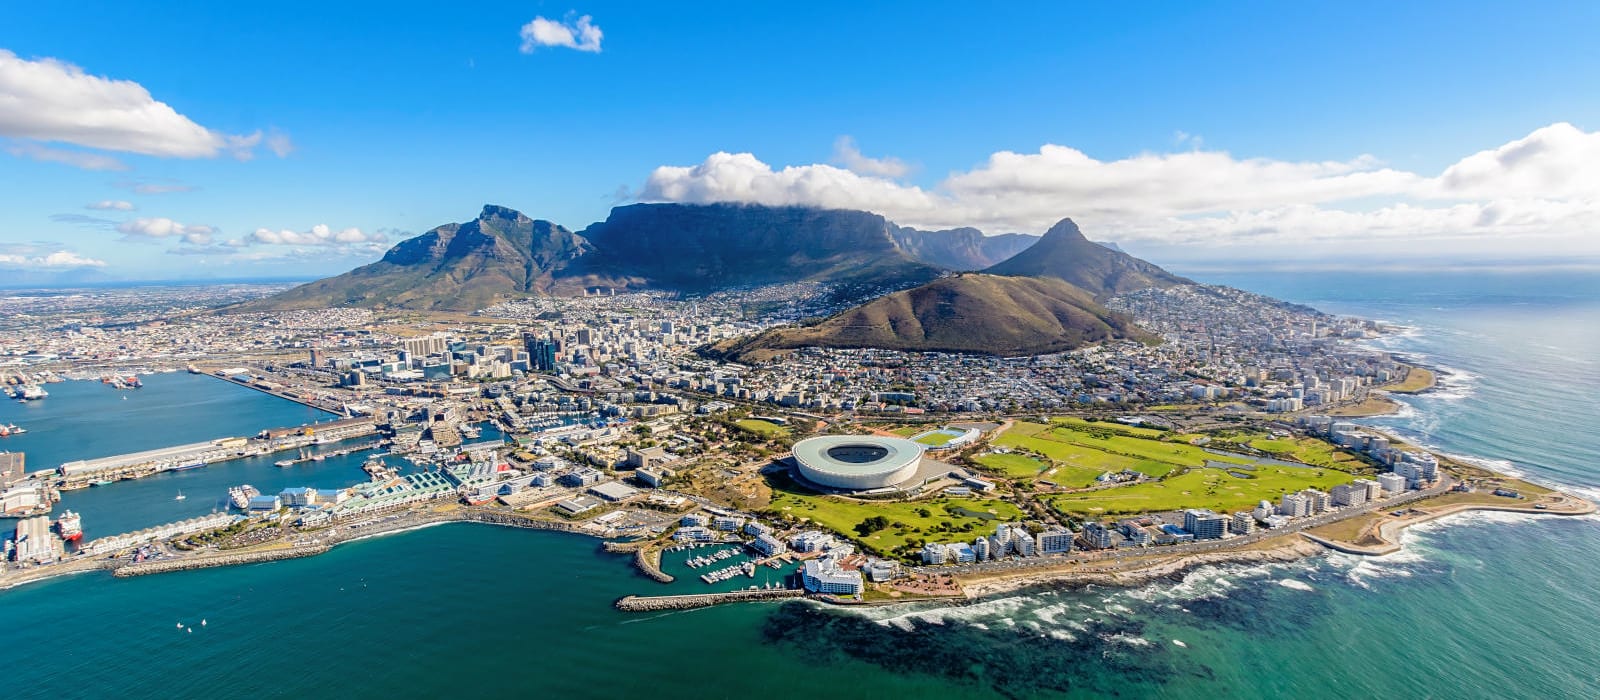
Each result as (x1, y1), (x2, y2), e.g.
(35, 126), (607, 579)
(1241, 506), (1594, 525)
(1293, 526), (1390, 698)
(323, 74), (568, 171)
(735, 419), (789, 437)
(913, 430), (959, 446)
(766, 484), (1025, 555)
(890, 426), (923, 437)
(1387, 366), (1436, 393)
(1048, 466), (1354, 517)
(1050, 416), (1170, 439)
(1248, 436), (1369, 471)
(973, 452), (1049, 478)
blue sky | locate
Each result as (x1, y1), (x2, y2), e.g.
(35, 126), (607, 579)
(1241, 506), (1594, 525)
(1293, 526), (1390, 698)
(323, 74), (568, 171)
(2, 1), (1598, 280)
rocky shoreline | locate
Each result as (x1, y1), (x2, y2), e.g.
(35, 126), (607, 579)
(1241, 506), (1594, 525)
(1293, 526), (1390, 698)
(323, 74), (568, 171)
(113, 545), (330, 577)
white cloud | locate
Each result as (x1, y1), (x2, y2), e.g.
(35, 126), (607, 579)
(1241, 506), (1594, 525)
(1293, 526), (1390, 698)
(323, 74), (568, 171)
(0, 50), (287, 160)
(116, 217), (216, 245)
(248, 224), (387, 248)
(86, 200), (135, 211)
(0, 249), (106, 269)
(639, 123), (1600, 262)
(832, 136), (910, 178)
(519, 15), (603, 53)
(5, 141), (128, 170)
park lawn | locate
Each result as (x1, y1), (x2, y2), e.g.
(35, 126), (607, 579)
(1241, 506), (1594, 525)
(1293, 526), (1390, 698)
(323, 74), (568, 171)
(974, 452), (1049, 478)
(1050, 416), (1169, 439)
(735, 419), (789, 437)
(890, 426), (923, 437)
(1044, 425), (1254, 469)
(1049, 466), (1355, 517)
(766, 489), (1025, 555)
(996, 428), (1185, 478)
(914, 431), (957, 446)
(1041, 463), (1111, 488)
(1250, 436), (1367, 471)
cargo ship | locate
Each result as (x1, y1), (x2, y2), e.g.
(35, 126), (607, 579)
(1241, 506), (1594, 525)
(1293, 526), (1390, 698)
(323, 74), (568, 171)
(55, 510), (83, 542)
(227, 484), (261, 510)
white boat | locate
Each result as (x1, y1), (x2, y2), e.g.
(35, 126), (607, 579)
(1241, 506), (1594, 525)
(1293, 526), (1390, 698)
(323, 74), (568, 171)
(175, 490), (187, 501)
(274, 459), (295, 467)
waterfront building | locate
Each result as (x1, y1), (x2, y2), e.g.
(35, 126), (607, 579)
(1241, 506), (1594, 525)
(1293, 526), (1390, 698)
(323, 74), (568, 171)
(1330, 483), (1367, 507)
(1183, 509), (1229, 539)
(1036, 529), (1074, 555)
(11, 516), (59, 564)
(744, 521), (772, 537)
(751, 533), (786, 557)
(1010, 529), (1036, 557)
(1081, 522), (1115, 550)
(790, 530), (834, 553)
(712, 515), (745, 531)
(920, 542), (949, 565)
(1352, 478), (1384, 501)
(248, 494), (283, 513)
(1231, 511), (1257, 535)
(672, 526), (715, 543)
(1378, 473), (1409, 495)
(802, 556), (864, 596)
(949, 542), (977, 564)
(1279, 493), (1312, 518)
(680, 513), (707, 527)
(972, 535), (992, 560)
(280, 487), (318, 507)
(1299, 489), (1331, 514)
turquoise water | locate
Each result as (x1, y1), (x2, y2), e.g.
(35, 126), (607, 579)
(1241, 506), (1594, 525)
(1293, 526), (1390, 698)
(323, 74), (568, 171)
(4, 272), (1599, 698)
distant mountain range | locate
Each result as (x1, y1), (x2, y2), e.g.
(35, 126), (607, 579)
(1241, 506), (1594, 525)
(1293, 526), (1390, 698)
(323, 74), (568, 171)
(248, 202), (1190, 357)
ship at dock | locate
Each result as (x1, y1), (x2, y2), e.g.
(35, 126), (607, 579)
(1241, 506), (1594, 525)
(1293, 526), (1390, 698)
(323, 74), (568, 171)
(55, 510), (83, 542)
(227, 484), (261, 510)
(16, 385), (48, 401)
(0, 423), (26, 437)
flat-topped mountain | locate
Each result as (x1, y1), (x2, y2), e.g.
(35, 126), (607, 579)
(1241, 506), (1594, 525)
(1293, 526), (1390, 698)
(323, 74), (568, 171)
(558, 203), (942, 293)
(710, 273), (1155, 361)
(985, 218), (1190, 297)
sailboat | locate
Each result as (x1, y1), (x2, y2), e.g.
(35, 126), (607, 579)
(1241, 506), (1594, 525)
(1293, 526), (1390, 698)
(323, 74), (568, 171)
(175, 490), (187, 501)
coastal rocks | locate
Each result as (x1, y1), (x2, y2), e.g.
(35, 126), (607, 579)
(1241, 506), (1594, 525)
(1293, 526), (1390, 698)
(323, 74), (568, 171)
(112, 546), (329, 577)
(633, 547), (674, 583)
(614, 589), (805, 612)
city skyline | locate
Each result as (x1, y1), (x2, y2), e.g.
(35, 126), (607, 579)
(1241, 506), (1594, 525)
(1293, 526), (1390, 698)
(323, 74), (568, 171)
(3, 2), (1599, 280)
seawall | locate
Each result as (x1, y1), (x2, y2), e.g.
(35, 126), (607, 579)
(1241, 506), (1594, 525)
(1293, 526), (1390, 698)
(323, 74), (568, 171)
(615, 589), (804, 612)
(112, 545), (330, 577)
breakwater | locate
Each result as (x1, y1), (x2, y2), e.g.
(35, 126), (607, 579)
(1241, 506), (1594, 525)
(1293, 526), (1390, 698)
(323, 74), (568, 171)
(112, 545), (330, 577)
(459, 510), (580, 533)
(614, 588), (805, 612)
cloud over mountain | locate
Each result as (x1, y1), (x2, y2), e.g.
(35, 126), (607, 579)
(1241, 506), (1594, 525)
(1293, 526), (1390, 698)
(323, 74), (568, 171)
(640, 122), (1600, 262)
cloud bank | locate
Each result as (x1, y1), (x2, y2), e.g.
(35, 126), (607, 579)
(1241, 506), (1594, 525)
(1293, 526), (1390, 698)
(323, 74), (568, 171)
(519, 15), (603, 53)
(640, 123), (1600, 262)
(0, 244), (105, 269)
(0, 50), (288, 165)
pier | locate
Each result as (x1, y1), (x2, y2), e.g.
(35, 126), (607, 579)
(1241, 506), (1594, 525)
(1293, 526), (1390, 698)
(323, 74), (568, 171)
(54, 417), (379, 489)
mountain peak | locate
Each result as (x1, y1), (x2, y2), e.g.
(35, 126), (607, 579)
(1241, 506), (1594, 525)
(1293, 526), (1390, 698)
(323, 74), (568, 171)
(1041, 217), (1086, 241)
(479, 204), (527, 222)
(983, 218), (1189, 297)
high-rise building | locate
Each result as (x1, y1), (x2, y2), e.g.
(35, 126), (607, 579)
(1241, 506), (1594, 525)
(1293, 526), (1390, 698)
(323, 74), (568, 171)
(1378, 472), (1409, 495)
(1183, 509), (1229, 539)
(309, 347), (323, 368)
(1330, 483), (1367, 507)
(1036, 529), (1074, 555)
(523, 333), (558, 372)
(1081, 522), (1115, 550)
(1279, 493), (1312, 517)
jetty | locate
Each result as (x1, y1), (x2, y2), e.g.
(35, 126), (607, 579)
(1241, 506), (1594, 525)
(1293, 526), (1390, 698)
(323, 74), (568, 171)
(614, 589), (804, 612)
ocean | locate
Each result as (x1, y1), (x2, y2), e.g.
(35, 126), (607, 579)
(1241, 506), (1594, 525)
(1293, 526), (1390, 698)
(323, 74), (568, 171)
(2, 271), (1597, 699)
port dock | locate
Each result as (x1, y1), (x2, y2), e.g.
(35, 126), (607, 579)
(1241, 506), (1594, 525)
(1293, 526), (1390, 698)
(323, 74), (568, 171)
(55, 417), (378, 489)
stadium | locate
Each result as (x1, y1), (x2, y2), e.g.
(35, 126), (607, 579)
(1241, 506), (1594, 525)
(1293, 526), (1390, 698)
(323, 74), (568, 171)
(791, 435), (925, 491)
